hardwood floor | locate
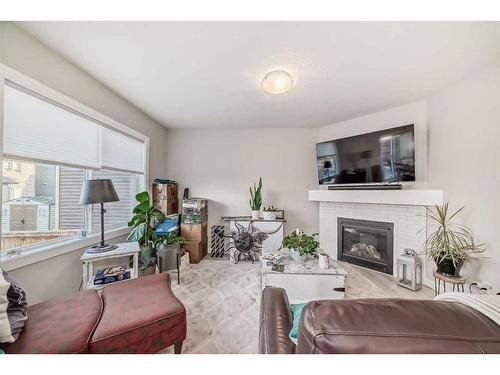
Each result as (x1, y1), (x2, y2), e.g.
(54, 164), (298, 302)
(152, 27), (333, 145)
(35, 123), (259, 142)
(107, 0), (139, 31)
(342, 261), (434, 300)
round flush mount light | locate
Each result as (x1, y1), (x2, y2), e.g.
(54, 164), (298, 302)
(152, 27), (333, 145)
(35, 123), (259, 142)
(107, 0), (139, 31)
(261, 70), (294, 95)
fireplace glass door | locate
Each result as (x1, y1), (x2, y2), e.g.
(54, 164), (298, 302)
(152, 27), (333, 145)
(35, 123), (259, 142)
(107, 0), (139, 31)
(337, 218), (394, 274)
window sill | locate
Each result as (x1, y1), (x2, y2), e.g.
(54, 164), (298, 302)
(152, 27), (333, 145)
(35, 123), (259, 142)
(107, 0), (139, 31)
(0, 226), (131, 271)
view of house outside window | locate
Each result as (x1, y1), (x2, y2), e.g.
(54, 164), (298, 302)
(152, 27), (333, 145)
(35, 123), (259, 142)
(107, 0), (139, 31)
(1, 158), (141, 255)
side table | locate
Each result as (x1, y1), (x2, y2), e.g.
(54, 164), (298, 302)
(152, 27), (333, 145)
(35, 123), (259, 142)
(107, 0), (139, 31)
(433, 271), (466, 296)
(81, 241), (140, 290)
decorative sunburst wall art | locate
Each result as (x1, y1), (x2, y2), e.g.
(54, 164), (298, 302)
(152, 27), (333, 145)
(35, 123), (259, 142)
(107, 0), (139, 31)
(223, 221), (283, 263)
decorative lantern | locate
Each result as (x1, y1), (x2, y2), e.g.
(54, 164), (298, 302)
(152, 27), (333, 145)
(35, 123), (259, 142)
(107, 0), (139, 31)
(397, 248), (422, 291)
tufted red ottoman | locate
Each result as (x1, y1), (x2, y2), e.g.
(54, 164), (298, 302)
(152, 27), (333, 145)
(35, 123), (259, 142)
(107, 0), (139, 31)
(90, 273), (186, 354)
(4, 290), (102, 354)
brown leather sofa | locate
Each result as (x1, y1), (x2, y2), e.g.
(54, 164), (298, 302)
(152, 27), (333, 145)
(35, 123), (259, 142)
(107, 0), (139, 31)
(259, 287), (500, 354)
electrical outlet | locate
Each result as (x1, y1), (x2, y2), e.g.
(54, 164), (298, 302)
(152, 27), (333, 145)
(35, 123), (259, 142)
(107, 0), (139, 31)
(469, 281), (493, 294)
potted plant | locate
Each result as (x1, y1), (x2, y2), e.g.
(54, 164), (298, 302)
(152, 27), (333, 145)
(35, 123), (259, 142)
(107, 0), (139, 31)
(262, 205), (278, 220)
(423, 203), (485, 277)
(154, 232), (183, 271)
(249, 177), (263, 220)
(282, 228), (320, 262)
(127, 191), (166, 276)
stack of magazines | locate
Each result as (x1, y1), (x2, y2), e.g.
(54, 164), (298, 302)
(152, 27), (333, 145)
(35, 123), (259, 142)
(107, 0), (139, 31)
(93, 265), (130, 286)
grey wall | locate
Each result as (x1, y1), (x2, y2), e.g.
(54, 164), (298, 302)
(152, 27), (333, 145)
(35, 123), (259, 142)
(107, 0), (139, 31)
(165, 128), (319, 234)
(427, 63), (500, 290)
(0, 22), (168, 303)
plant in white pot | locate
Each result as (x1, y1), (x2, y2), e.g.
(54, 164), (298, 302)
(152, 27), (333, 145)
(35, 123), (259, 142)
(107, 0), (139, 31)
(423, 203), (485, 277)
(282, 228), (319, 262)
(249, 177), (263, 220)
(262, 205), (278, 220)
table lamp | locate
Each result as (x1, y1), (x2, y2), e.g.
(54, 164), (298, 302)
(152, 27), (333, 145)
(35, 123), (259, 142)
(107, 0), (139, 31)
(79, 179), (120, 253)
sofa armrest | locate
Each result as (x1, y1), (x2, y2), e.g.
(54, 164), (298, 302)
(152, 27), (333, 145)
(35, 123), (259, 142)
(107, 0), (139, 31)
(258, 287), (295, 354)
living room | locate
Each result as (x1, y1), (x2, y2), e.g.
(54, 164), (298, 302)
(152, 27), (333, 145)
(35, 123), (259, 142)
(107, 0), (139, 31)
(1, 0), (500, 372)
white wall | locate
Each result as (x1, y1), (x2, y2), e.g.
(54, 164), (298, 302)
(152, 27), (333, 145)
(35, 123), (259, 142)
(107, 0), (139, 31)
(165, 128), (319, 234)
(427, 63), (500, 290)
(0, 22), (169, 303)
(318, 101), (428, 187)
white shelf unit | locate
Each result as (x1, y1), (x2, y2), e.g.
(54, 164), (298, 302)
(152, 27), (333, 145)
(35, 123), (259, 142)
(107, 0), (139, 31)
(81, 242), (140, 290)
(308, 189), (443, 206)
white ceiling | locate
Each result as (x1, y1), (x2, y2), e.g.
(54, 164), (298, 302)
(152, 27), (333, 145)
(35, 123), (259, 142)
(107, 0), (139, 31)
(18, 22), (500, 129)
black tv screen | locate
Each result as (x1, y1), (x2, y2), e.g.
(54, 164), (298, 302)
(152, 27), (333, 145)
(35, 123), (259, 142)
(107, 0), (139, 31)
(316, 124), (415, 185)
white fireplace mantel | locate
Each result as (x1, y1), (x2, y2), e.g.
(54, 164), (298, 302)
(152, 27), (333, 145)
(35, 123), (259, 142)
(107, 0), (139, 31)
(308, 189), (443, 206)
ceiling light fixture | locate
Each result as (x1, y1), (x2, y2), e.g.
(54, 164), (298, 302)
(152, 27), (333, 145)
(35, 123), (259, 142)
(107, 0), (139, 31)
(261, 70), (293, 95)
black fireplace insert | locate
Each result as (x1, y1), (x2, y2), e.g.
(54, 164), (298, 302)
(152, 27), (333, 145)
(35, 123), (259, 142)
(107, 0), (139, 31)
(337, 217), (394, 274)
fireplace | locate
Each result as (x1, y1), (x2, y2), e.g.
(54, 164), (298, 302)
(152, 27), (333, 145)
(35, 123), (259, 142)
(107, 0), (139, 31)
(337, 218), (394, 274)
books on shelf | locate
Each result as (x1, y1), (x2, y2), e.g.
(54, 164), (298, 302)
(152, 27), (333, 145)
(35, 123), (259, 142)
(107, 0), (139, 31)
(93, 265), (130, 286)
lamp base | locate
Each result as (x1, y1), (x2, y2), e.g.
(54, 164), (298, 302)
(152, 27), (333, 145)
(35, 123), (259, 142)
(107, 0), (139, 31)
(84, 243), (118, 254)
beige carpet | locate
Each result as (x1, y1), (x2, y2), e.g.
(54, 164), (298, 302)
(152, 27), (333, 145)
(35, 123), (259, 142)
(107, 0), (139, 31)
(163, 257), (433, 354)
(165, 258), (261, 354)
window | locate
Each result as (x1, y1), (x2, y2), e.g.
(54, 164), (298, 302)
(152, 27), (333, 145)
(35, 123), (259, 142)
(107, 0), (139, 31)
(1, 159), (142, 255)
(0, 76), (147, 259)
(1, 159), (84, 253)
(90, 169), (143, 233)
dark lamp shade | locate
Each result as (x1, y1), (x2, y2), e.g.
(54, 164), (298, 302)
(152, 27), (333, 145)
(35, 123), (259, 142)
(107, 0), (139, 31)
(323, 160), (333, 169)
(79, 179), (119, 205)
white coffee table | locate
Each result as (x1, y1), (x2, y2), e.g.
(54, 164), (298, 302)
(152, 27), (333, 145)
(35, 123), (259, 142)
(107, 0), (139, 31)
(261, 253), (348, 304)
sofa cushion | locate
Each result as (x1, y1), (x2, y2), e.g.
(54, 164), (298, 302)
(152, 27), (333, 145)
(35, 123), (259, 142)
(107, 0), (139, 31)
(90, 273), (186, 354)
(0, 269), (28, 343)
(3, 290), (102, 353)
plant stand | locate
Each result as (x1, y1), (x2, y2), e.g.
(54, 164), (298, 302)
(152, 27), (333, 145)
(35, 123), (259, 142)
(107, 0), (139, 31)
(433, 271), (466, 296)
(158, 248), (184, 285)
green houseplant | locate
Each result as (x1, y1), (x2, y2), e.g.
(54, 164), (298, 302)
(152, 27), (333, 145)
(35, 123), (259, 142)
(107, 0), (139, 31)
(127, 191), (166, 272)
(249, 177), (263, 220)
(424, 203), (485, 277)
(263, 205), (278, 220)
(154, 231), (183, 250)
(282, 228), (320, 262)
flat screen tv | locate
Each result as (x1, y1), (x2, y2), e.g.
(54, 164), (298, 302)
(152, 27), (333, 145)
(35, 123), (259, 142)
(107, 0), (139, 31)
(316, 124), (415, 185)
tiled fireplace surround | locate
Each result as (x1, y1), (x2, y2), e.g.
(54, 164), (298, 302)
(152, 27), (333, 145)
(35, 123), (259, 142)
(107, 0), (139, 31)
(319, 201), (433, 285)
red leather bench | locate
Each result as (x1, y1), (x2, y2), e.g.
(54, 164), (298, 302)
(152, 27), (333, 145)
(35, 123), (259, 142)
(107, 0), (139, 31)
(3, 273), (186, 354)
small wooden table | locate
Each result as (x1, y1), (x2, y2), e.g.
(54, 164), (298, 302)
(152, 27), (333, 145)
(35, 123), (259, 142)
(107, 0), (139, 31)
(81, 242), (140, 290)
(433, 271), (466, 296)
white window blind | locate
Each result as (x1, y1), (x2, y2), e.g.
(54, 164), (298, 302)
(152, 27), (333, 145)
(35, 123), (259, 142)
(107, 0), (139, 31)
(3, 84), (101, 169)
(101, 127), (145, 174)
